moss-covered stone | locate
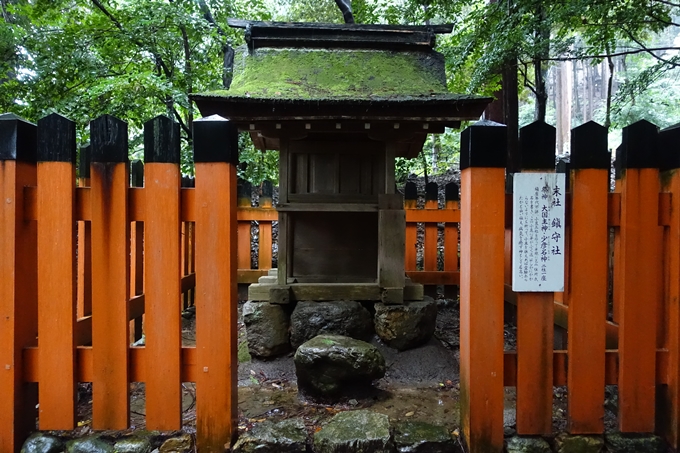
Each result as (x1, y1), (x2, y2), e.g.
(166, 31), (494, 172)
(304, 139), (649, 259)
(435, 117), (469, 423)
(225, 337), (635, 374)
(605, 433), (665, 453)
(159, 434), (193, 453)
(314, 410), (393, 453)
(66, 436), (114, 453)
(506, 436), (551, 453)
(21, 433), (64, 453)
(554, 434), (603, 453)
(205, 47), (449, 100)
(113, 435), (153, 453)
(393, 420), (457, 453)
(232, 418), (307, 453)
(294, 334), (385, 396)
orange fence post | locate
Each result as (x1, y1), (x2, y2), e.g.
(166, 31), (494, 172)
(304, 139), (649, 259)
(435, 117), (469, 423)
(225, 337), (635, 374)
(77, 144), (92, 323)
(659, 124), (680, 447)
(515, 121), (556, 435)
(423, 182), (438, 297)
(259, 180), (274, 270)
(144, 116), (182, 430)
(404, 182), (417, 272)
(193, 115), (239, 451)
(0, 115), (38, 453)
(90, 115), (130, 430)
(444, 182), (459, 299)
(617, 120), (662, 433)
(238, 181), (252, 271)
(566, 121), (609, 434)
(459, 122), (506, 453)
(36, 113), (78, 429)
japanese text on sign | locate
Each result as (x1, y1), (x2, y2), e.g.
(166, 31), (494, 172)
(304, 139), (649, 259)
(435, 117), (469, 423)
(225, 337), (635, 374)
(512, 173), (565, 292)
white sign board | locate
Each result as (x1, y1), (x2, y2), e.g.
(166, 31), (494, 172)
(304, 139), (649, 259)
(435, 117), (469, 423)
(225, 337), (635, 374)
(512, 173), (565, 292)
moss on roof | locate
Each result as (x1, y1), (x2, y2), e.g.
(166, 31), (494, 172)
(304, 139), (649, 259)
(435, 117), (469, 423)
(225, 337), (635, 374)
(206, 47), (450, 100)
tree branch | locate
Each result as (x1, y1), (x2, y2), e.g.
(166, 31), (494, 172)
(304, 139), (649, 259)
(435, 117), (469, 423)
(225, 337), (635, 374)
(90, 0), (174, 78)
(536, 46), (680, 61)
(173, 107), (192, 139)
(622, 26), (680, 67)
(652, 0), (680, 8)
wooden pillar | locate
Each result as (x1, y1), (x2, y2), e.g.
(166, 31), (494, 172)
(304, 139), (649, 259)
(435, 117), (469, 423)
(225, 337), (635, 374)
(567, 121), (609, 434)
(378, 192), (405, 304)
(659, 124), (680, 447)
(459, 121), (506, 453)
(193, 115), (239, 451)
(90, 115), (130, 430)
(36, 113), (78, 429)
(0, 114), (38, 453)
(617, 120), (662, 433)
(144, 115), (182, 430)
(515, 121), (556, 435)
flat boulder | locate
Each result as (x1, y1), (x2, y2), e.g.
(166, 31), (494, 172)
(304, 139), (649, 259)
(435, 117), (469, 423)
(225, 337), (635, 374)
(374, 298), (437, 351)
(394, 421), (457, 453)
(232, 418), (307, 453)
(294, 335), (385, 397)
(65, 437), (114, 453)
(314, 410), (393, 453)
(243, 301), (290, 358)
(290, 301), (373, 348)
(21, 433), (64, 453)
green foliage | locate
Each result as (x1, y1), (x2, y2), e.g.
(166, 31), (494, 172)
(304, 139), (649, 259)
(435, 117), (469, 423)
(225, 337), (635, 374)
(237, 132), (279, 185)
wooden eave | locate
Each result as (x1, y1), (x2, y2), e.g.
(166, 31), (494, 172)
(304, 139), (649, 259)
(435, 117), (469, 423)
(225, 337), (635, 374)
(192, 95), (492, 124)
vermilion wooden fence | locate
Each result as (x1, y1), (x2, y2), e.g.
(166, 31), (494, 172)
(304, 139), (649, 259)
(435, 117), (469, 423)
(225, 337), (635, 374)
(2, 113), (680, 453)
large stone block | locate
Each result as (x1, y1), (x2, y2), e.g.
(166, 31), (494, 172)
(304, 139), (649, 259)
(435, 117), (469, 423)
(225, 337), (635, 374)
(233, 418), (307, 453)
(294, 335), (385, 397)
(290, 300), (373, 348)
(314, 410), (393, 453)
(243, 301), (290, 358)
(394, 420), (457, 453)
(374, 297), (437, 350)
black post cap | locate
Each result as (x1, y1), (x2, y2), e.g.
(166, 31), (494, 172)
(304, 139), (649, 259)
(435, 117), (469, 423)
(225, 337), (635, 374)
(91, 115), (129, 163)
(130, 160), (144, 187)
(144, 115), (180, 164)
(519, 120), (556, 170)
(425, 182), (438, 201)
(556, 158), (571, 191)
(460, 120), (507, 170)
(445, 182), (459, 202)
(182, 176), (195, 188)
(659, 123), (680, 172)
(193, 114), (238, 164)
(37, 113), (76, 163)
(404, 181), (417, 200)
(619, 119), (659, 169)
(570, 121), (609, 169)
(79, 144), (91, 178)
(261, 180), (273, 199)
(0, 113), (37, 162)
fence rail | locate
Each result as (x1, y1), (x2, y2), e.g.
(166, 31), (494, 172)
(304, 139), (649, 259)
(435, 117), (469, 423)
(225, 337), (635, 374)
(2, 112), (680, 453)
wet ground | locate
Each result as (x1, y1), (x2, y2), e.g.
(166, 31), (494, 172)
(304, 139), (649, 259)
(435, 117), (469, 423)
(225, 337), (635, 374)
(70, 297), (620, 441)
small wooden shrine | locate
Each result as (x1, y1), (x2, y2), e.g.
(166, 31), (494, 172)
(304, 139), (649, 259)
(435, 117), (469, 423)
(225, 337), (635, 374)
(193, 20), (491, 304)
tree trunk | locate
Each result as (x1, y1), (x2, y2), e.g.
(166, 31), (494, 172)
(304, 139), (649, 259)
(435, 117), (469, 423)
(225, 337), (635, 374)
(533, 4), (550, 122)
(555, 61), (572, 154)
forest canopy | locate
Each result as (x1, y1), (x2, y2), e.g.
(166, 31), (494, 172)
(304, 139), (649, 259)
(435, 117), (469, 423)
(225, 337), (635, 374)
(1, 0), (679, 181)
